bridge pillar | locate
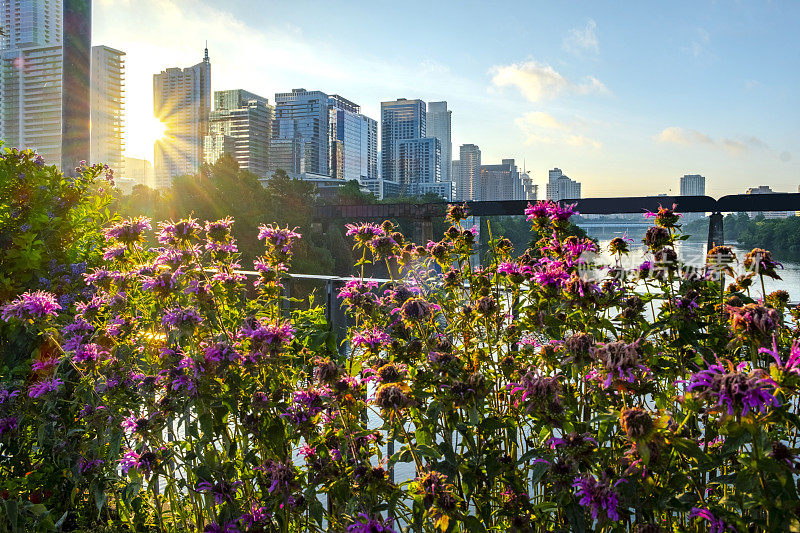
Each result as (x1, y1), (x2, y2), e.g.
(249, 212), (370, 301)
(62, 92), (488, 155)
(707, 212), (724, 252)
(412, 217), (434, 245)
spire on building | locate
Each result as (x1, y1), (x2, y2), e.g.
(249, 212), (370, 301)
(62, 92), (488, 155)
(204, 41), (209, 62)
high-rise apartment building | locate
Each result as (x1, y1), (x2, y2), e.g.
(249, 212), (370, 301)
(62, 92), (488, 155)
(205, 89), (272, 176)
(427, 101), (452, 184)
(270, 89), (376, 186)
(679, 174), (706, 221)
(1, 0), (91, 170)
(153, 47), (211, 189)
(397, 136), (449, 199)
(457, 144), (481, 201)
(381, 98), (426, 186)
(480, 159), (529, 201)
(125, 156), (153, 188)
(545, 168), (581, 201)
(90, 45), (125, 176)
(680, 174), (706, 196)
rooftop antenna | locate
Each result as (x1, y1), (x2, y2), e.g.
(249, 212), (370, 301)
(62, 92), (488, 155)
(204, 41), (209, 62)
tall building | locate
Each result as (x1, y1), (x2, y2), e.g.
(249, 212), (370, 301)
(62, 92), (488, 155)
(480, 159), (529, 201)
(153, 46), (211, 189)
(205, 89), (273, 176)
(270, 89), (376, 187)
(397, 136), (449, 199)
(457, 144), (481, 201)
(125, 156), (153, 188)
(679, 174), (706, 221)
(545, 168), (581, 201)
(1, 0), (91, 170)
(90, 45), (125, 176)
(680, 174), (706, 196)
(427, 101), (452, 184)
(381, 98), (426, 186)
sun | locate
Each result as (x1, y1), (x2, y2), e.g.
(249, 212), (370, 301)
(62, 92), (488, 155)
(126, 114), (167, 163)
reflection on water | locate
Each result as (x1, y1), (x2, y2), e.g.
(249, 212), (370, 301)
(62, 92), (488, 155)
(591, 239), (800, 302)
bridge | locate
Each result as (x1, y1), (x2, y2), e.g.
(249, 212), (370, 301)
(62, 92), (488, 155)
(313, 194), (800, 250)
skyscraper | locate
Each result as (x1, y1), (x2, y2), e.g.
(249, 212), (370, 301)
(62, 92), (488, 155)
(397, 136), (448, 199)
(545, 168), (581, 201)
(270, 89), (376, 185)
(90, 45), (125, 176)
(457, 144), (481, 201)
(480, 159), (529, 201)
(153, 46), (211, 189)
(381, 98), (426, 186)
(679, 174), (706, 196)
(0, 0), (91, 170)
(427, 101), (452, 184)
(205, 89), (273, 176)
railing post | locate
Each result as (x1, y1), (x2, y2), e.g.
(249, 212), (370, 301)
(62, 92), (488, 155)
(707, 212), (724, 252)
(326, 279), (348, 356)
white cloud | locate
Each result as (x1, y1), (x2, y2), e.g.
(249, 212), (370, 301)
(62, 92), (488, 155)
(489, 60), (608, 102)
(656, 127), (769, 155)
(563, 19), (599, 55)
(515, 111), (601, 149)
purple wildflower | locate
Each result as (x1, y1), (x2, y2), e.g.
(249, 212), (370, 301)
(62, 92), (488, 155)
(549, 202), (578, 222)
(345, 222), (384, 243)
(347, 514), (397, 533)
(352, 327), (392, 350)
(28, 377), (63, 398)
(158, 218), (202, 245)
(1, 290), (61, 321)
(162, 307), (203, 330)
(688, 360), (779, 416)
(258, 224), (301, 253)
(196, 479), (243, 504)
(259, 459), (296, 495)
(497, 262), (532, 283)
(0, 388), (20, 404)
(761, 340), (800, 376)
(203, 521), (240, 533)
(282, 388), (331, 425)
(120, 448), (160, 475)
(78, 458), (105, 474)
(573, 474), (623, 522)
(508, 371), (563, 417)
(74, 343), (107, 364)
(31, 357), (60, 371)
(297, 444), (316, 459)
(205, 217), (234, 240)
(0, 416), (19, 436)
(240, 504), (270, 529)
(525, 201), (550, 220)
(689, 507), (735, 532)
(104, 216), (152, 244)
(591, 340), (650, 389)
(532, 258), (571, 288)
(238, 318), (295, 355)
(103, 243), (128, 261)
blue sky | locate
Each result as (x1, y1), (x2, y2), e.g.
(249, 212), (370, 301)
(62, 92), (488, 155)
(95, 0), (799, 197)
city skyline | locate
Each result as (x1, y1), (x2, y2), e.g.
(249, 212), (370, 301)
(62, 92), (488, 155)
(93, 0), (799, 197)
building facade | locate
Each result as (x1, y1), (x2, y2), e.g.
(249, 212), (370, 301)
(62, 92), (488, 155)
(680, 174), (706, 196)
(1, 0), (90, 169)
(397, 136), (448, 199)
(153, 47), (211, 189)
(381, 98), (426, 187)
(545, 167), (581, 201)
(205, 89), (272, 176)
(90, 45), (125, 176)
(427, 101), (452, 184)
(125, 156), (153, 188)
(270, 89), (376, 187)
(479, 159), (529, 201)
(457, 144), (481, 201)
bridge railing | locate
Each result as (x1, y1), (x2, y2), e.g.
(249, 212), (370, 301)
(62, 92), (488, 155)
(314, 193), (800, 251)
